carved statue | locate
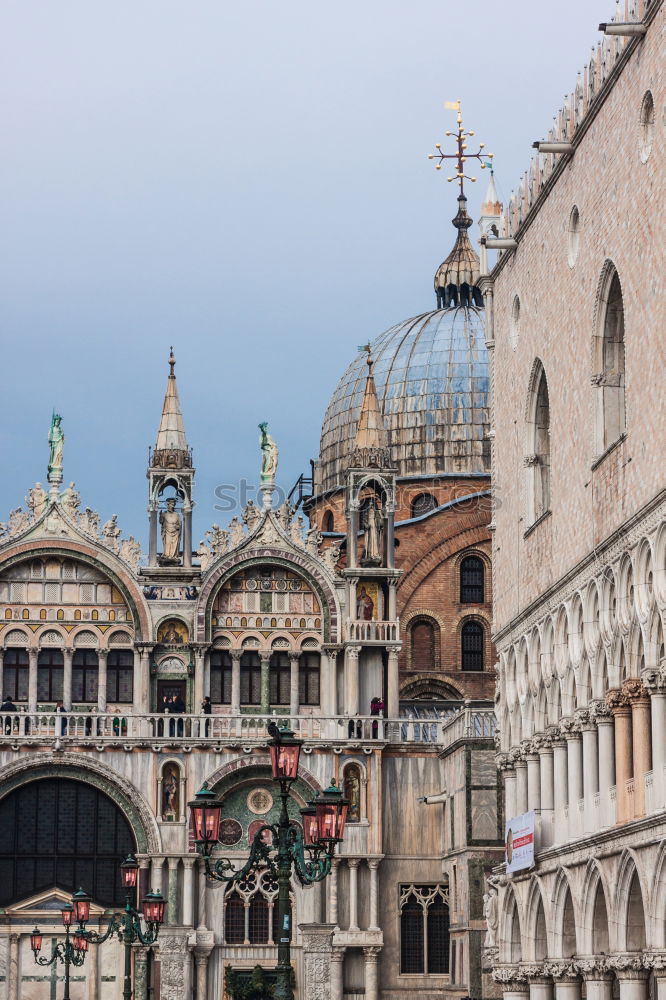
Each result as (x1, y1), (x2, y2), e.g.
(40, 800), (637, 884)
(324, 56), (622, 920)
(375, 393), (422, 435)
(159, 498), (181, 561)
(205, 524), (228, 555)
(48, 413), (64, 475)
(228, 517), (245, 548)
(61, 482), (81, 519)
(258, 422), (278, 483)
(102, 515), (121, 552)
(162, 765), (179, 820)
(483, 888), (499, 948)
(290, 515), (305, 547)
(343, 766), (362, 822)
(242, 500), (261, 534)
(276, 501), (293, 531)
(26, 483), (48, 521)
(306, 525), (322, 556)
(7, 508), (29, 538)
(196, 540), (212, 571)
(361, 499), (383, 566)
(79, 507), (100, 537)
(119, 536), (142, 571)
(320, 541), (341, 573)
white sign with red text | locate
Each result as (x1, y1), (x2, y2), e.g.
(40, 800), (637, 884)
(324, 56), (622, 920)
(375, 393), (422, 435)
(504, 810), (535, 873)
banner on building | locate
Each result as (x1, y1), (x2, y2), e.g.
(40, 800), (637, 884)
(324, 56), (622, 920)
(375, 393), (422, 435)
(504, 810), (535, 873)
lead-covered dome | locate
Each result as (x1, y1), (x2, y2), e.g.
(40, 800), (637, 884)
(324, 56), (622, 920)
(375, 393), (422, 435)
(318, 305), (489, 492)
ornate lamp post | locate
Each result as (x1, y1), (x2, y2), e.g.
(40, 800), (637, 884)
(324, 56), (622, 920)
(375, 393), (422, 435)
(189, 722), (349, 1000)
(76, 856), (166, 1000)
(31, 899), (89, 1000)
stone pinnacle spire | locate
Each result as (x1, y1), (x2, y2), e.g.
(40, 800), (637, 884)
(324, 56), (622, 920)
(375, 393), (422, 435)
(152, 348), (191, 470)
(349, 349), (391, 469)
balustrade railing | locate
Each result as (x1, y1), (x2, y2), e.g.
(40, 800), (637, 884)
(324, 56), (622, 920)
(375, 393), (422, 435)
(0, 706), (496, 748)
(345, 619), (400, 643)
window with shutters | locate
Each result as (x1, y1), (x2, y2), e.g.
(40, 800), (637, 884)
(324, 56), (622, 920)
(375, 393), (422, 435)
(399, 884), (450, 975)
(0, 778), (136, 907)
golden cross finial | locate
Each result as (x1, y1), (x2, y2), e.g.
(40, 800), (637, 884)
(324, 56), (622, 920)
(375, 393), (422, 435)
(428, 100), (493, 196)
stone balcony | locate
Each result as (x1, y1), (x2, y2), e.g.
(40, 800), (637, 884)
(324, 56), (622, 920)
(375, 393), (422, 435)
(0, 707), (496, 751)
(345, 619), (400, 643)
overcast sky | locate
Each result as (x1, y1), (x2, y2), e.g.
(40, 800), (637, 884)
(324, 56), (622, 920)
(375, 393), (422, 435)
(1, 0), (607, 547)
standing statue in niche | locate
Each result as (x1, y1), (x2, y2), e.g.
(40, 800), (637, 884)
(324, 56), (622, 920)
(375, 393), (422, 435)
(162, 765), (179, 821)
(48, 413), (64, 477)
(160, 498), (181, 562)
(343, 767), (362, 823)
(258, 422), (278, 483)
(361, 499), (383, 566)
(483, 887), (499, 948)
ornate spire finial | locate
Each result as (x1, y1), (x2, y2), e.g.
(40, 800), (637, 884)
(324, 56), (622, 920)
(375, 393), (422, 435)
(168, 347), (175, 376)
(428, 100), (493, 199)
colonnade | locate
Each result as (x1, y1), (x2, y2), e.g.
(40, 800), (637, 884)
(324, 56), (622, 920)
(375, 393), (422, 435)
(327, 856), (383, 1000)
(496, 959), (666, 1000)
(500, 672), (666, 844)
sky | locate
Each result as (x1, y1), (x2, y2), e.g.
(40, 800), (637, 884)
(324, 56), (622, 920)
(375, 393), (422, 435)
(1, 0), (608, 548)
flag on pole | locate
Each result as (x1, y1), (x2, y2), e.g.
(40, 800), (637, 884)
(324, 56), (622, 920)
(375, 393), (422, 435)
(444, 100), (460, 111)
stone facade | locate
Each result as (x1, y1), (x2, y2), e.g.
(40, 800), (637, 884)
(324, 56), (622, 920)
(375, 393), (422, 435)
(484, 3), (665, 1000)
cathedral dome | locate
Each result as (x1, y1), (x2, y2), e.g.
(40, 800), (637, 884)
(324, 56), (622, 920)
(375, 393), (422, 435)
(318, 304), (489, 492)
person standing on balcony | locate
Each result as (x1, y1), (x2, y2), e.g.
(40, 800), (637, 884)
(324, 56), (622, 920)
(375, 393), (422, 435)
(370, 695), (385, 738)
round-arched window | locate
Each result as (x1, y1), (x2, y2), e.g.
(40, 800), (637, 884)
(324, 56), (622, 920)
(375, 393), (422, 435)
(411, 493), (437, 519)
(0, 778), (136, 907)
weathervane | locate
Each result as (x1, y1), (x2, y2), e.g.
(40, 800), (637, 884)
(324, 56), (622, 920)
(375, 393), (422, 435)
(428, 100), (493, 196)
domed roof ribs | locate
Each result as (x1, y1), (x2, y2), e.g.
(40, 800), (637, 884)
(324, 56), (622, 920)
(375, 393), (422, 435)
(151, 348), (192, 470)
(348, 348), (391, 471)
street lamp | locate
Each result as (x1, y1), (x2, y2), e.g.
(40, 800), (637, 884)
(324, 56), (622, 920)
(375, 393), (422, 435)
(188, 722), (348, 1000)
(31, 898), (89, 1000)
(77, 855), (166, 1000)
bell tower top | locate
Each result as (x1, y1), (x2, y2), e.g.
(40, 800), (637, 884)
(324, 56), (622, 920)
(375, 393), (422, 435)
(151, 348), (191, 471)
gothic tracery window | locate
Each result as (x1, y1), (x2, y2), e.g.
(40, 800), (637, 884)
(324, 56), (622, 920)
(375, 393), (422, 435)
(399, 884), (450, 975)
(223, 870), (285, 946)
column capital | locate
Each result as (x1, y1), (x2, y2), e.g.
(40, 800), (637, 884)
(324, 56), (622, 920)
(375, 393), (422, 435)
(534, 733), (554, 753)
(641, 666), (666, 695)
(288, 650), (301, 663)
(347, 857), (361, 870)
(520, 963), (547, 980)
(643, 952), (666, 972)
(589, 699), (613, 723)
(330, 947), (345, 964)
(609, 954), (649, 979)
(496, 753), (515, 773)
(606, 686), (631, 714)
(576, 958), (613, 981)
(191, 643), (210, 656)
(259, 649), (272, 663)
(367, 858), (382, 870)
(182, 856), (197, 870)
(97, 647), (108, 660)
(543, 961), (579, 981)
(622, 677), (650, 705)
(386, 644), (401, 656)
(230, 648), (243, 662)
(167, 856), (180, 870)
(134, 642), (155, 653)
(560, 716), (582, 739)
(363, 946), (381, 959)
(322, 644), (342, 656)
(345, 645), (362, 661)
(492, 964), (527, 985)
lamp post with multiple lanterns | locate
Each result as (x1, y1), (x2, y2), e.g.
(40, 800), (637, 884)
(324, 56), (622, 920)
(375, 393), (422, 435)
(31, 897), (91, 1000)
(189, 722), (349, 1000)
(75, 855), (166, 1000)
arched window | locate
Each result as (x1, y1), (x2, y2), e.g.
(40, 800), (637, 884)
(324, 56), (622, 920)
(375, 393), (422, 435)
(410, 617), (439, 671)
(106, 650), (134, 703)
(400, 884), (450, 974)
(298, 653), (320, 706)
(240, 652), (261, 706)
(210, 651), (232, 704)
(248, 894), (269, 943)
(269, 653), (290, 705)
(595, 267), (626, 452)
(322, 510), (335, 533)
(37, 649), (64, 702)
(0, 778), (136, 907)
(411, 493), (437, 519)
(460, 555), (484, 603)
(72, 650), (98, 703)
(2, 648), (28, 702)
(461, 620), (484, 671)
(526, 362), (551, 523)
(224, 890), (245, 944)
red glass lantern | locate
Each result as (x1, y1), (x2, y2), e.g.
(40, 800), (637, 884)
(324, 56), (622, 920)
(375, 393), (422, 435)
(314, 781), (349, 844)
(188, 783), (222, 850)
(71, 889), (91, 926)
(61, 903), (74, 928)
(142, 889), (166, 925)
(30, 928), (43, 954)
(120, 855), (139, 889)
(73, 933), (89, 953)
(299, 805), (318, 846)
(268, 725), (303, 782)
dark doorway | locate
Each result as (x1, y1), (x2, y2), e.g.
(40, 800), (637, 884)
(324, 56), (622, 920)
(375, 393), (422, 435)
(157, 680), (186, 710)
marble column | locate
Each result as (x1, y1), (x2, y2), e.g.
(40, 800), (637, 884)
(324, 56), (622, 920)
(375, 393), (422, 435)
(564, 724), (583, 836)
(97, 649), (108, 713)
(368, 859), (380, 930)
(614, 968), (649, 1000)
(194, 953), (208, 999)
(167, 857), (179, 924)
(607, 688), (632, 823)
(552, 738), (569, 842)
(553, 975), (581, 1000)
(579, 966), (614, 1000)
(579, 712), (598, 831)
(503, 982), (530, 1000)
(526, 748), (541, 812)
(260, 650), (271, 714)
(625, 678), (652, 818)
(330, 948), (345, 1000)
(344, 645), (361, 716)
(348, 858), (360, 930)
(387, 645), (400, 719)
(28, 647), (38, 713)
(230, 650), (242, 715)
(133, 946), (149, 1000)
(63, 647), (73, 710)
(193, 646), (206, 709)
(387, 582), (397, 620)
(528, 975), (554, 1000)
(197, 858), (207, 929)
(289, 652), (300, 719)
(538, 740), (554, 842)
(364, 946), (380, 1000)
(8, 932), (18, 1000)
(515, 757), (528, 815)
(86, 934), (99, 1000)
(151, 856), (163, 894)
(502, 761), (517, 821)
(644, 670), (666, 810)
(593, 702), (616, 825)
(651, 956), (666, 1000)
(328, 858), (339, 926)
(136, 646), (152, 714)
(182, 857), (196, 927)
